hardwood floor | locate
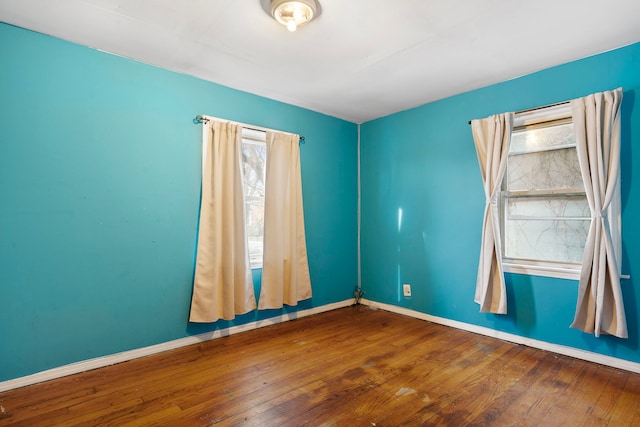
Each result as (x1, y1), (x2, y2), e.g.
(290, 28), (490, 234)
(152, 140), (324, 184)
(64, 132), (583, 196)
(1, 305), (639, 426)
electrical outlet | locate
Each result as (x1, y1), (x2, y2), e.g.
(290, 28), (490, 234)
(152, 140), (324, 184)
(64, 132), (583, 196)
(403, 284), (412, 297)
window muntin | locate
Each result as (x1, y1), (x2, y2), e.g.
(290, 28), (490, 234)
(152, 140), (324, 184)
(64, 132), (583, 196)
(241, 129), (266, 269)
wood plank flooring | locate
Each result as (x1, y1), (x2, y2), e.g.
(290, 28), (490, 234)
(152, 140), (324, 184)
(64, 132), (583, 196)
(1, 305), (639, 426)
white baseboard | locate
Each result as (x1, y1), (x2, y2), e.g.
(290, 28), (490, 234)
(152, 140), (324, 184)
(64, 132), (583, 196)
(0, 299), (355, 393)
(360, 298), (640, 374)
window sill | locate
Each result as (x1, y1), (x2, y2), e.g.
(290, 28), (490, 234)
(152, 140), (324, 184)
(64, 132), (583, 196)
(502, 261), (580, 281)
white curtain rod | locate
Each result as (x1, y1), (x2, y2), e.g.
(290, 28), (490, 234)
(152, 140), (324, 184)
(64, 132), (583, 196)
(194, 115), (305, 142)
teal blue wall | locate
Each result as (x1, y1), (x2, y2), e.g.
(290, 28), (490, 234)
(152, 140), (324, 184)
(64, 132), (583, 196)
(361, 42), (640, 363)
(0, 23), (358, 382)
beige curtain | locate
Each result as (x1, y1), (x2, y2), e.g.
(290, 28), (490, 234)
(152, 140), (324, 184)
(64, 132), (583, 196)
(471, 113), (514, 314)
(570, 88), (627, 338)
(189, 121), (257, 322)
(259, 131), (312, 309)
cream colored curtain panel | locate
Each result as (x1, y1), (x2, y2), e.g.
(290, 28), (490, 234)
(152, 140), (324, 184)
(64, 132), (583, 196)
(189, 121), (256, 323)
(259, 131), (312, 309)
(570, 88), (627, 338)
(471, 113), (514, 314)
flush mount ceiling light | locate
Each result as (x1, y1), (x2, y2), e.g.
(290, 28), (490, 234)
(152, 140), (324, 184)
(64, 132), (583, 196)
(268, 0), (320, 32)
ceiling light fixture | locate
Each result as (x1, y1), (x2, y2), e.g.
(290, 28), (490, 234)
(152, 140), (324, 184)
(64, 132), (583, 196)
(269, 0), (319, 32)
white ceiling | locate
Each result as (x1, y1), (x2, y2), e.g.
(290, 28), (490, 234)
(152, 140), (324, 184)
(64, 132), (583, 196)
(1, 0), (640, 123)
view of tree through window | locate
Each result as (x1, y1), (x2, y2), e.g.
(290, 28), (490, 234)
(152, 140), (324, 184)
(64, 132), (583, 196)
(503, 120), (589, 264)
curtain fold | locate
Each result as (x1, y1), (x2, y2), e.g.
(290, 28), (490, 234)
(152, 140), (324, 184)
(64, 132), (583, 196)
(189, 121), (256, 322)
(259, 131), (312, 309)
(471, 113), (514, 314)
(570, 88), (627, 338)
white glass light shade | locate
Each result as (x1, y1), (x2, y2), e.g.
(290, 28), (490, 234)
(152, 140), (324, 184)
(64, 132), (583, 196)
(270, 0), (318, 32)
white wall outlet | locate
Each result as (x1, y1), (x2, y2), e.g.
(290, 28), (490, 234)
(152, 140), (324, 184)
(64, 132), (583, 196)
(403, 284), (412, 297)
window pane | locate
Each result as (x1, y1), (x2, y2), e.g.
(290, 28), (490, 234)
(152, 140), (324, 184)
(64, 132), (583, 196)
(245, 200), (264, 258)
(242, 140), (266, 266)
(510, 122), (575, 152)
(242, 142), (266, 201)
(507, 147), (583, 191)
(505, 195), (590, 263)
(504, 218), (589, 263)
(507, 195), (590, 219)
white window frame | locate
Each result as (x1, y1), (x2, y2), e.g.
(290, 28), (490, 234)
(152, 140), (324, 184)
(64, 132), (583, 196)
(500, 103), (622, 281)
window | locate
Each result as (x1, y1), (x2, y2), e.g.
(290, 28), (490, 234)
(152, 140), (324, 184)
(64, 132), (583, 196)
(500, 103), (618, 279)
(241, 128), (267, 269)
